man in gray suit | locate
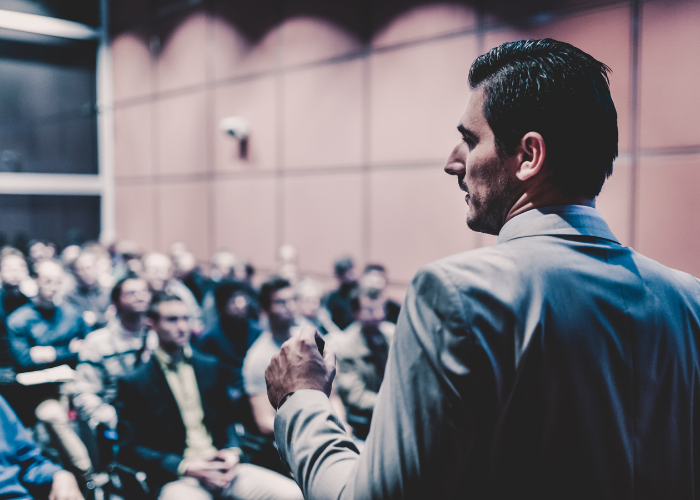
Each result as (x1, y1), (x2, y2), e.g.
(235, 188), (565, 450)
(265, 39), (700, 499)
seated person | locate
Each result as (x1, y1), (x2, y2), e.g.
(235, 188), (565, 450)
(360, 264), (401, 324)
(294, 278), (338, 336)
(6, 259), (91, 479)
(323, 257), (358, 331)
(73, 275), (154, 430)
(326, 286), (395, 439)
(243, 277), (348, 438)
(0, 248), (31, 373)
(115, 293), (302, 500)
(65, 250), (112, 330)
(195, 281), (261, 408)
(0, 394), (83, 500)
(7, 259), (87, 373)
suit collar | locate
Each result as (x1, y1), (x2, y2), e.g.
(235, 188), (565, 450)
(497, 205), (620, 245)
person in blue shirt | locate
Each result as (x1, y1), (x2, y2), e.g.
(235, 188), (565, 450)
(0, 395), (83, 500)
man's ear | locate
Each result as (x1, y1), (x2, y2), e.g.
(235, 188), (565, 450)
(515, 132), (546, 181)
(146, 316), (155, 331)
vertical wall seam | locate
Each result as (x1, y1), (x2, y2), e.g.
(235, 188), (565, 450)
(629, 0), (641, 249)
(205, 0), (216, 259)
(275, 0), (285, 254)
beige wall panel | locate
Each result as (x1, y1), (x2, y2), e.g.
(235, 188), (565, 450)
(370, 36), (476, 164)
(156, 12), (208, 93)
(369, 167), (481, 284)
(280, 16), (361, 67)
(640, 0), (700, 149)
(158, 182), (211, 261)
(282, 173), (363, 276)
(373, 3), (476, 48)
(214, 77), (277, 172)
(115, 184), (156, 252)
(114, 103), (153, 178)
(211, 3), (280, 81)
(283, 60), (363, 169)
(157, 92), (208, 176)
(637, 155), (700, 278)
(112, 33), (152, 102)
(213, 176), (277, 271)
(484, 5), (632, 153)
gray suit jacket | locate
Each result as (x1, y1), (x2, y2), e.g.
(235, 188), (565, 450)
(275, 206), (700, 500)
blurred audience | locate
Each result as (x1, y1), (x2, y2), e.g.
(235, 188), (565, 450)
(115, 293), (302, 500)
(0, 234), (400, 486)
(360, 264), (402, 324)
(243, 277), (348, 438)
(8, 260), (87, 373)
(65, 250), (112, 330)
(327, 286), (395, 439)
(295, 277), (337, 336)
(0, 395), (84, 500)
(195, 281), (261, 409)
(0, 248), (31, 372)
(324, 256), (359, 330)
(73, 275), (154, 431)
(143, 253), (203, 333)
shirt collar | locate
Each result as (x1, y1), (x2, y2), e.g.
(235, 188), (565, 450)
(497, 205), (619, 245)
(154, 344), (193, 371)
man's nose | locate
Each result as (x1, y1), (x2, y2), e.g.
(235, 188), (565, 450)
(444, 142), (466, 176)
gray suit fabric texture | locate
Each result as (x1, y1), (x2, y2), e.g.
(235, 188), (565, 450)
(275, 205), (700, 500)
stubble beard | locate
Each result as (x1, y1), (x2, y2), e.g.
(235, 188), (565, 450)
(464, 169), (517, 236)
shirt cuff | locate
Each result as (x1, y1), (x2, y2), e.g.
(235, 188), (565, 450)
(177, 458), (191, 477)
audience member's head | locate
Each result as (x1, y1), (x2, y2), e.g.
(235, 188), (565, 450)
(334, 257), (357, 286)
(111, 275), (151, 319)
(173, 251), (197, 280)
(260, 276), (296, 333)
(35, 259), (64, 306)
(147, 293), (190, 353)
(350, 287), (386, 331)
(210, 251), (235, 282)
(214, 281), (251, 320)
(0, 247), (28, 288)
(60, 245), (82, 269)
(296, 278), (323, 320)
(73, 251), (100, 288)
(360, 264), (389, 299)
(143, 253), (173, 292)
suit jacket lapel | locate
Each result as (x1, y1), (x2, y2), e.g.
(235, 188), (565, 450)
(147, 359), (182, 425)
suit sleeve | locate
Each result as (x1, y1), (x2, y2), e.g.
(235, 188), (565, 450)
(115, 377), (183, 479)
(275, 263), (478, 499)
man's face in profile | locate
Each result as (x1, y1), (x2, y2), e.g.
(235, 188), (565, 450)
(445, 87), (519, 235)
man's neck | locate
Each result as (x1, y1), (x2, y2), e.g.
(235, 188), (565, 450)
(504, 184), (595, 226)
(162, 345), (184, 363)
(119, 312), (144, 335)
(270, 325), (291, 343)
(34, 296), (55, 309)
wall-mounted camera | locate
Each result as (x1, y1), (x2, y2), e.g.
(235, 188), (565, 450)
(220, 117), (251, 159)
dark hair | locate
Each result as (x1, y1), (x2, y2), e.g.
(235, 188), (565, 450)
(110, 272), (142, 305)
(259, 276), (291, 312)
(334, 257), (354, 278)
(147, 292), (184, 321)
(469, 38), (618, 198)
(214, 280), (250, 313)
(363, 263), (386, 275)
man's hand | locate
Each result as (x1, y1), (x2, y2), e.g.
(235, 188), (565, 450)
(184, 455), (237, 490)
(265, 326), (336, 409)
(49, 470), (84, 500)
(30, 346), (57, 363)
